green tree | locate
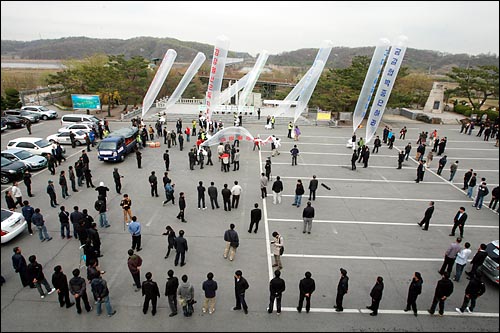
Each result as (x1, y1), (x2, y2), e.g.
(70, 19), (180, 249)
(446, 65), (499, 110)
(1, 95), (7, 111)
(4, 88), (22, 109)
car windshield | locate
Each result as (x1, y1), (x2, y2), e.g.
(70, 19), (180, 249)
(486, 242), (499, 264)
(39, 106), (49, 111)
(75, 130), (86, 136)
(98, 141), (117, 150)
(1, 209), (14, 222)
(34, 139), (51, 148)
(14, 150), (34, 160)
(1, 156), (13, 167)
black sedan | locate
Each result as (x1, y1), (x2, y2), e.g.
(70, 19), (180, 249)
(1, 116), (24, 129)
(1, 156), (27, 185)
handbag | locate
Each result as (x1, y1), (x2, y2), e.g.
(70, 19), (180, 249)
(279, 246), (284, 256)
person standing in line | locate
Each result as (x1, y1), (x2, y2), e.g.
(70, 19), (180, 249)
(233, 149), (240, 171)
(466, 173), (477, 198)
(455, 271), (486, 314)
(58, 206), (72, 239)
(292, 179), (305, 207)
(70, 205), (84, 240)
(178, 133), (184, 151)
(372, 136), (382, 153)
(11, 181), (24, 208)
(449, 207), (467, 238)
(439, 237), (462, 276)
(418, 201), (435, 230)
(473, 182), (489, 210)
(27, 255), (56, 299)
(47, 153), (56, 175)
(404, 272), (423, 316)
(113, 168), (123, 194)
(489, 186), (499, 210)
(260, 173), (268, 199)
(178, 274), (195, 317)
(415, 160), (425, 183)
(297, 271), (315, 313)
(174, 230), (188, 266)
(23, 170), (34, 197)
(135, 148), (142, 169)
(233, 270), (249, 314)
(197, 181), (207, 210)
(162, 225), (176, 259)
(165, 269), (179, 317)
(466, 243), (488, 278)
(149, 171), (159, 197)
(69, 268), (92, 314)
(436, 155), (447, 175)
(302, 201), (315, 234)
(52, 265), (75, 309)
(205, 146), (213, 165)
(128, 216), (142, 251)
(272, 176), (283, 205)
(334, 268), (349, 312)
(265, 158), (272, 180)
(46, 180), (58, 208)
(120, 194), (133, 225)
(198, 148), (205, 169)
(127, 249), (142, 292)
(162, 181), (175, 206)
(95, 182), (109, 201)
(223, 223), (239, 261)
(271, 231), (284, 270)
(231, 180), (242, 209)
(67, 166), (78, 193)
(202, 272), (218, 315)
(163, 150), (170, 171)
(176, 192), (187, 222)
(290, 144), (299, 166)
(454, 242), (472, 282)
(84, 166), (95, 188)
(5, 190), (17, 211)
(287, 121), (293, 139)
(427, 272), (454, 316)
(95, 195), (110, 228)
(268, 269), (286, 315)
(462, 169), (473, 190)
(32, 208), (53, 242)
(12, 247), (31, 288)
(366, 276), (384, 316)
(449, 161), (459, 182)
(404, 142), (412, 161)
(397, 150), (405, 169)
(351, 150), (358, 170)
(207, 182), (219, 209)
(59, 171), (70, 199)
(308, 175), (318, 201)
(21, 200), (34, 235)
(248, 203), (262, 233)
(90, 272), (117, 317)
(219, 183), (231, 212)
(142, 272), (160, 316)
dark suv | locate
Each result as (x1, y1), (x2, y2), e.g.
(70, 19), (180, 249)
(1, 156), (27, 185)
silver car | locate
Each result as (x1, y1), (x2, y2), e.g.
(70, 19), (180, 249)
(479, 240), (499, 285)
(47, 130), (87, 145)
(1, 148), (48, 170)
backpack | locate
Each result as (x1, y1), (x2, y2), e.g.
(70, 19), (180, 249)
(91, 278), (107, 298)
(94, 200), (102, 212)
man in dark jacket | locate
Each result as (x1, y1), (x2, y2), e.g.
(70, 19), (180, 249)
(165, 269), (179, 317)
(428, 272), (454, 316)
(90, 274), (116, 317)
(248, 203), (262, 233)
(268, 270), (286, 314)
(113, 168), (123, 194)
(456, 271), (486, 314)
(466, 243), (488, 278)
(12, 247), (32, 288)
(142, 272), (160, 316)
(308, 175), (318, 201)
(69, 268), (92, 314)
(415, 160), (425, 183)
(202, 272), (218, 314)
(449, 206), (467, 238)
(351, 150), (358, 170)
(221, 184), (232, 211)
(297, 271), (315, 313)
(207, 182), (220, 209)
(404, 272), (423, 316)
(233, 270), (249, 314)
(437, 155), (447, 175)
(302, 201), (315, 234)
(223, 224), (239, 261)
(87, 223), (102, 257)
(397, 150), (405, 169)
(46, 180), (58, 207)
(362, 148), (370, 168)
(176, 192), (187, 222)
(197, 181), (207, 209)
(418, 201), (435, 230)
(272, 176), (284, 205)
(462, 169), (473, 190)
(149, 171), (159, 197)
(128, 249), (143, 292)
(52, 265), (74, 308)
(174, 230), (188, 266)
(335, 268), (349, 312)
(367, 276), (384, 316)
(27, 255), (55, 298)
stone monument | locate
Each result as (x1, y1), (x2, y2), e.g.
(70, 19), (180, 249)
(423, 82), (445, 114)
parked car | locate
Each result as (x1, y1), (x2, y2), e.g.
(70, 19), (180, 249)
(479, 240), (499, 285)
(1, 156), (27, 185)
(1, 148), (48, 170)
(21, 105), (58, 120)
(1, 209), (27, 244)
(6, 137), (64, 157)
(58, 122), (96, 134)
(60, 114), (100, 127)
(3, 109), (40, 123)
(47, 130), (87, 145)
(1, 116), (25, 129)
(1, 118), (7, 132)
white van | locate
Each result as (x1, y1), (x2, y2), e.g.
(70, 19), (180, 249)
(60, 114), (101, 127)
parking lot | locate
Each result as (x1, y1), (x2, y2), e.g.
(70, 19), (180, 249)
(1, 114), (498, 332)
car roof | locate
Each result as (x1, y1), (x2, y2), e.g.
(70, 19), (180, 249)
(2, 148), (31, 154)
(9, 137), (45, 143)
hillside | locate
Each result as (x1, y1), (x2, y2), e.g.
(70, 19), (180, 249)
(1, 37), (499, 73)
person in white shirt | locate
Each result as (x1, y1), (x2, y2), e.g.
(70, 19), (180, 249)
(11, 182), (24, 208)
(231, 181), (242, 209)
(454, 242), (472, 282)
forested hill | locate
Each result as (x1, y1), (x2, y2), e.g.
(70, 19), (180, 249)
(1, 37), (498, 73)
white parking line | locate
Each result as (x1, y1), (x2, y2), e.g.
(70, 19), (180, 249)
(296, 152), (499, 160)
(258, 143), (274, 281)
(279, 195), (471, 203)
(279, 307), (499, 317)
(267, 218), (499, 229)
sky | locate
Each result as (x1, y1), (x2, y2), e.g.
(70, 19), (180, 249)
(1, 1), (499, 56)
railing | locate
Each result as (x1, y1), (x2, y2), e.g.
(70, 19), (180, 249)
(155, 97), (205, 108)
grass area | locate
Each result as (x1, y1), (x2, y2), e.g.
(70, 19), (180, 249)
(0, 68), (60, 95)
